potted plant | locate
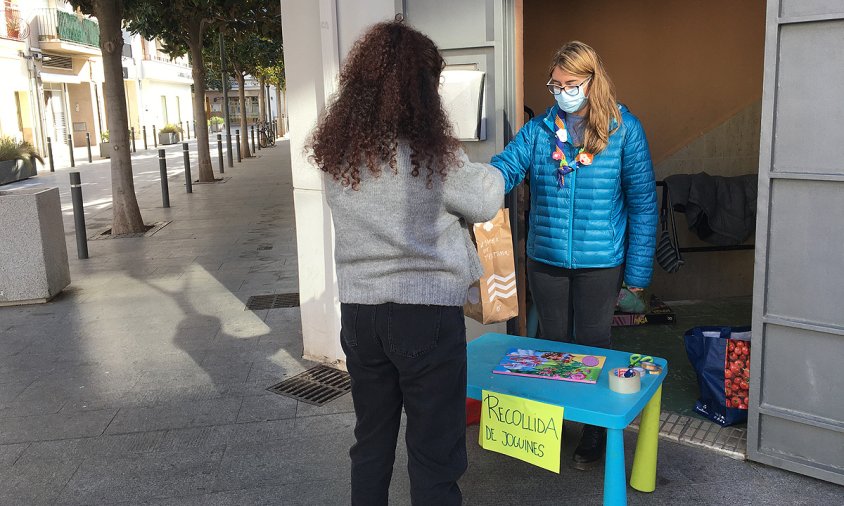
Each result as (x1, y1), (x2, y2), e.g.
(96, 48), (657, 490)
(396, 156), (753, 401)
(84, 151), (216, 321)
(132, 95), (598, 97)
(208, 116), (224, 133)
(99, 130), (110, 159)
(158, 123), (182, 145)
(5, 9), (21, 40)
(0, 136), (42, 186)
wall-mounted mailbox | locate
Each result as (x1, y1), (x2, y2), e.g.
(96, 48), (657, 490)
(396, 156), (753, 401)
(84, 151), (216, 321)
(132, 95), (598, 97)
(439, 69), (486, 141)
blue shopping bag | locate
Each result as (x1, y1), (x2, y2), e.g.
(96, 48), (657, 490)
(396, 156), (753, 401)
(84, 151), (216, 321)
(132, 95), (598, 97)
(683, 326), (752, 426)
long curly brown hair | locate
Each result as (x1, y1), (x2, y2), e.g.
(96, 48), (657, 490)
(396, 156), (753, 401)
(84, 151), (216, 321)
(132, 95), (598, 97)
(308, 21), (461, 189)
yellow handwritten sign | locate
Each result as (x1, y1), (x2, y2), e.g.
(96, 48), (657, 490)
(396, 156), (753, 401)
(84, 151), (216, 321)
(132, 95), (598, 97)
(479, 390), (564, 473)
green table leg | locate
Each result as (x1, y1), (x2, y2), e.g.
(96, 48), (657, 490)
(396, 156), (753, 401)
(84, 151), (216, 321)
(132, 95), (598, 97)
(630, 384), (662, 492)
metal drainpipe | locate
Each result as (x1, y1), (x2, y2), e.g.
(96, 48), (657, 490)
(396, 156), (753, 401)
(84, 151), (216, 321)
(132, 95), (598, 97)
(23, 48), (48, 156)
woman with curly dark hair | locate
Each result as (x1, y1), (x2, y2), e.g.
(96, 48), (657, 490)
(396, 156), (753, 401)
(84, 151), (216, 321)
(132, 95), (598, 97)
(308, 21), (503, 506)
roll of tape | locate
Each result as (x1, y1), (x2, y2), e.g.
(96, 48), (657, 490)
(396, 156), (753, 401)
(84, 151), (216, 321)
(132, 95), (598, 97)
(609, 367), (641, 394)
(641, 362), (663, 375)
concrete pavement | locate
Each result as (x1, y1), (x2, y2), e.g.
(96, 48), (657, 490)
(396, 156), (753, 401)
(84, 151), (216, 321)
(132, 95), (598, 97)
(0, 141), (840, 504)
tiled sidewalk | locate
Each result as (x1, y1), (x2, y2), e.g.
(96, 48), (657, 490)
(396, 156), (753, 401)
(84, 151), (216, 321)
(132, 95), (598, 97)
(0, 142), (840, 504)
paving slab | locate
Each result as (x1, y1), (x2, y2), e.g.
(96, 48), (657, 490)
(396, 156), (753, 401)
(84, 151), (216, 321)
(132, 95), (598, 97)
(211, 434), (351, 493)
(0, 443), (28, 467)
(22, 431), (166, 462)
(142, 480), (351, 506)
(0, 454), (81, 505)
(55, 447), (224, 505)
(0, 409), (118, 445)
(104, 397), (243, 435)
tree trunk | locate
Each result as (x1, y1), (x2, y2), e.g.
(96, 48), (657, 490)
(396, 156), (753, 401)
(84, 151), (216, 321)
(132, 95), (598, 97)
(236, 72), (251, 158)
(275, 85), (284, 136)
(95, 0), (145, 235)
(257, 75), (266, 124)
(188, 23), (214, 182)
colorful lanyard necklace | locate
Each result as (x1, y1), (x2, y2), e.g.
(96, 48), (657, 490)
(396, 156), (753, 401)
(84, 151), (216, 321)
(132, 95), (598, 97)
(552, 110), (593, 188)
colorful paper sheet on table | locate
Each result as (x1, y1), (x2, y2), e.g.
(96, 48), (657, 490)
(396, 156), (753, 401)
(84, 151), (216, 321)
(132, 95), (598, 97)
(480, 389), (564, 473)
(492, 348), (606, 384)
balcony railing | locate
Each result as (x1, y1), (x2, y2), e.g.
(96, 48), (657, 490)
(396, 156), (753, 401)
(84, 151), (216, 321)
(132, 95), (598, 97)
(145, 53), (191, 68)
(1, 5), (29, 41)
(37, 8), (99, 48)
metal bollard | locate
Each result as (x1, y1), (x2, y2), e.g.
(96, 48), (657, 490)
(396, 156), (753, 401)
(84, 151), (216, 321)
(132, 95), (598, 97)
(158, 149), (170, 208)
(68, 134), (75, 167)
(130, 127), (136, 153)
(185, 121), (190, 140)
(256, 125), (261, 151)
(226, 133), (233, 168)
(69, 172), (88, 259)
(85, 132), (92, 163)
(193, 121), (196, 138)
(47, 136), (55, 172)
(143, 125), (148, 150)
(251, 125), (256, 153)
(153, 125), (157, 148)
(217, 134), (224, 174)
(236, 130), (241, 162)
(182, 142), (192, 194)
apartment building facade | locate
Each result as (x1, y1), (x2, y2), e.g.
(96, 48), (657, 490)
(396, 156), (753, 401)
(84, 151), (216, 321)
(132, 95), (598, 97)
(0, 0), (193, 162)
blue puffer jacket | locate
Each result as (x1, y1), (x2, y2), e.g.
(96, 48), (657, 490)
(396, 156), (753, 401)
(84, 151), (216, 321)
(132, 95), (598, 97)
(491, 104), (658, 288)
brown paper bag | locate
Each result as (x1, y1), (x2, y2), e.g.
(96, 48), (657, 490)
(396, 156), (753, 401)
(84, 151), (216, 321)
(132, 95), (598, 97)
(464, 208), (519, 324)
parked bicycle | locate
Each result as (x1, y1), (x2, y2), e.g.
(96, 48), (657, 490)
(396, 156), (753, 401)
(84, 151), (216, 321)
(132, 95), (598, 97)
(257, 121), (276, 148)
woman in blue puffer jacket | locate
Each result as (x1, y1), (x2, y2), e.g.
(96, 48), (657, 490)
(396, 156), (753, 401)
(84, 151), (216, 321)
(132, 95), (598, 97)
(491, 41), (658, 469)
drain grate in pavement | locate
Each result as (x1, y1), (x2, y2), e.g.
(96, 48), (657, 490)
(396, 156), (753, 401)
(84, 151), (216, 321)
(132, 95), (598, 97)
(267, 365), (351, 406)
(245, 293), (299, 310)
(257, 244), (273, 251)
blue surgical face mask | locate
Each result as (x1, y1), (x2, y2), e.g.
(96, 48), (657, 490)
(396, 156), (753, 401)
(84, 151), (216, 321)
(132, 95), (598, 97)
(555, 86), (588, 114)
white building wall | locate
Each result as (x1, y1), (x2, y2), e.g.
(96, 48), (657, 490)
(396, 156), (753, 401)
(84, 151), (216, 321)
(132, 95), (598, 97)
(0, 39), (34, 141)
(130, 34), (194, 133)
(139, 80), (193, 130)
(281, 0), (398, 365)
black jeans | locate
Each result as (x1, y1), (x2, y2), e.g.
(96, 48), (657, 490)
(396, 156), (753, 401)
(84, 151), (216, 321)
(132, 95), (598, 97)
(340, 303), (467, 506)
(527, 258), (623, 348)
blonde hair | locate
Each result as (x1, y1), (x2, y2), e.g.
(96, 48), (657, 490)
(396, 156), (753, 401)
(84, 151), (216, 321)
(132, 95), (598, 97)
(548, 41), (621, 154)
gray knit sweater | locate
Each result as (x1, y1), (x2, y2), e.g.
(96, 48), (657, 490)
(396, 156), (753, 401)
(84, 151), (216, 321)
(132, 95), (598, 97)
(324, 142), (504, 306)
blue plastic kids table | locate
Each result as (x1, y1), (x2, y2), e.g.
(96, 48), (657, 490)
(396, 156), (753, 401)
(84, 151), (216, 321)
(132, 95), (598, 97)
(467, 333), (668, 506)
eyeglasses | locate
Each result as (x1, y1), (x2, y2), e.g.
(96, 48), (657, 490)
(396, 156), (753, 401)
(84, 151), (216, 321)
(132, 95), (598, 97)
(546, 76), (592, 97)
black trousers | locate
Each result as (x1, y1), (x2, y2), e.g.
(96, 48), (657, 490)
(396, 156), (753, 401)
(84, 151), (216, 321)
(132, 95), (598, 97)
(527, 258), (623, 348)
(340, 303), (467, 506)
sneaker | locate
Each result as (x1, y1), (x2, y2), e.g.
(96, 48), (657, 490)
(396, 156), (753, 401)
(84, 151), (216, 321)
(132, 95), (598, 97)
(571, 424), (606, 470)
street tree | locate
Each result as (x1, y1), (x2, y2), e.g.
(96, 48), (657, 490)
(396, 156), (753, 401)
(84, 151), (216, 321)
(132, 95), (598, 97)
(69, 0), (146, 235)
(257, 74), (266, 125)
(225, 35), (282, 158)
(216, 2), (282, 158)
(256, 60), (285, 136)
(126, 1), (221, 182)
(202, 44), (224, 93)
(223, 34), (256, 159)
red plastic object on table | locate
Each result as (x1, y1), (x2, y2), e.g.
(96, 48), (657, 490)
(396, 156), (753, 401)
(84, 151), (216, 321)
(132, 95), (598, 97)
(466, 398), (482, 426)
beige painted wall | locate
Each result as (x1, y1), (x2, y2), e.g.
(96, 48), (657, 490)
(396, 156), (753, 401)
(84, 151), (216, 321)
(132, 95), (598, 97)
(15, 91), (35, 144)
(125, 81), (141, 134)
(523, 0), (765, 299)
(66, 82), (95, 147)
(650, 101), (761, 300)
(523, 0), (765, 163)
